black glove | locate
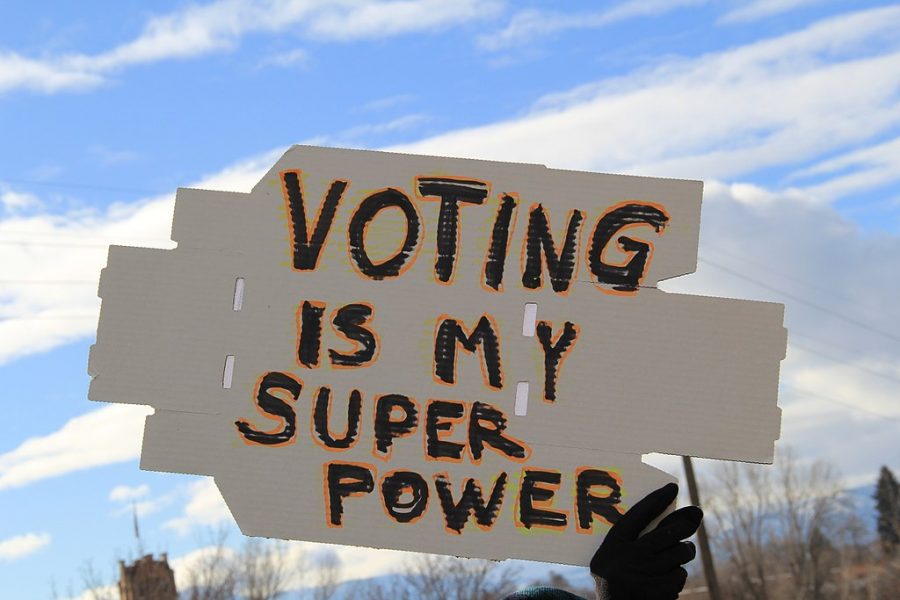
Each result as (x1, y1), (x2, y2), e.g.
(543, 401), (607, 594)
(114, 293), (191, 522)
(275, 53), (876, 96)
(590, 482), (702, 600)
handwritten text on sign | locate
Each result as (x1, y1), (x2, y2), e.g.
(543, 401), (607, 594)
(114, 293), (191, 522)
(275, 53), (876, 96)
(91, 146), (785, 564)
(233, 169), (670, 534)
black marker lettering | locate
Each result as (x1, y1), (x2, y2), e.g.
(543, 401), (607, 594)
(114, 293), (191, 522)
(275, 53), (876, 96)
(416, 177), (489, 283)
(519, 469), (567, 529)
(535, 321), (579, 402)
(483, 194), (517, 291)
(434, 316), (503, 389)
(348, 188), (421, 280)
(312, 387), (362, 449)
(297, 301), (325, 368)
(234, 371), (300, 445)
(325, 462), (375, 527)
(434, 472), (508, 534)
(282, 171), (347, 271)
(468, 401), (527, 462)
(522, 205), (584, 293)
(425, 400), (466, 461)
(329, 303), (377, 367)
(373, 394), (419, 458)
(576, 469), (624, 530)
(588, 203), (668, 293)
(381, 471), (429, 523)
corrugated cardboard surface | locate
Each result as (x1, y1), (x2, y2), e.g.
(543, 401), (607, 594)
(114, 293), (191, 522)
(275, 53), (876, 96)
(89, 146), (785, 566)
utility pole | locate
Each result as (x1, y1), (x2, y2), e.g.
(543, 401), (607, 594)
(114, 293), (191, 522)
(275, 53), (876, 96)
(682, 456), (723, 600)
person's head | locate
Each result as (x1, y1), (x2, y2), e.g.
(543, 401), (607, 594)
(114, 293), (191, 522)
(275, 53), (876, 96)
(503, 586), (585, 600)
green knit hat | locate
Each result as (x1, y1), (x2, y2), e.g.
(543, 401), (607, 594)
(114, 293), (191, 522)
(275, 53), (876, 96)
(503, 586), (586, 599)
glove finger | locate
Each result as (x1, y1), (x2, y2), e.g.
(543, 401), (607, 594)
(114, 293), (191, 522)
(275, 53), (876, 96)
(608, 482), (678, 541)
(643, 542), (696, 575)
(636, 506), (703, 553)
(644, 566), (688, 600)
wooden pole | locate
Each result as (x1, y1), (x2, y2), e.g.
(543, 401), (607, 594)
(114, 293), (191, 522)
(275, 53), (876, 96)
(682, 455), (723, 600)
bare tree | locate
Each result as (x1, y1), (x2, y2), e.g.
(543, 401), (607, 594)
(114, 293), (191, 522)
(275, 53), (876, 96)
(774, 452), (846, 599)
(311, 549), (342, 600)
(705, 449), (858, 600)
(401, 553), (520, 600)
(705, 460), (776, 600)
(183, 527), (238, 600)
(345, 553), (519, 600)
(78, 560), (118, 600)
(350, 574), (414, 600)
(237, 538), (294, 600)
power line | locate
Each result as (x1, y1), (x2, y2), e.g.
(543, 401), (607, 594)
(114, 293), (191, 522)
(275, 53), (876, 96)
(0, 176), (166, 196)
(0, 229), (170, 241)
(0, 239), (173, 249)
(0, 239), (129, 248)
(699, 256), (900, 345)
(0, 314), (97, 321)
(788, 384), (899, 420)
(788, 334), (900, 386)
(703, 242), (853, 305)
(0, 280), (96, 285)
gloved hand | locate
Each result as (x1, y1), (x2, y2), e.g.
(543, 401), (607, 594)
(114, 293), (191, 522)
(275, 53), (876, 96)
(590, 482), (702, 600)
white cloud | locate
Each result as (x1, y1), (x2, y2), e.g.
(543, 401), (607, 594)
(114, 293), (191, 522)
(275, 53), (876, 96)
(0, 532), (51, 561)
(0, 149), (283, 493)
(791, 135), (900, 202)
(360, 93), (416, 112)
(65, 586), (118, 600)
(0, 188), (41, 211)
(0, 52), (105, 94)
(0, 193), (174, 364)
(169, 543), (239, 592)
(478, 0), (706, 51)
(0, 0), (501, 95)
(258, 48), (309, 69)
(0, 148), (279, 367)
(88, 145), (139, 167)
(108, 483), (150, 502)
(330, 114), (430, 145)
(720, 0), (826, 24)
(0, 404), (152, 491)
(399, 5), (900, 189)
(305, 0), (503, 41)
(164, 478), (234, 535)
(168, 537), (414, 594)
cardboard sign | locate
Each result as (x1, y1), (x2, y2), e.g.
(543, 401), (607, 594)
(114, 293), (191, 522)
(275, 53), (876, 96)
(89, 146), (785, 565)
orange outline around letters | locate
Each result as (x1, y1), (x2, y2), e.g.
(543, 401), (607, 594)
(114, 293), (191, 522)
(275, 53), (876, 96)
(574, 466), (624, 534)
(536, 320), (580, 404)
(309, 387), (362, 453)
(322, 460), (377, 529)
(371, 393), (421, 462)
(280, 169), (348, 273)
(379, 468), (429, 525)
(413, 174), (492, 287)
(518, 203), (584, 297)
(423, 398), (468, 464)
(431, 313), (504, 391)
(513, 468), (569, 532)
(328, 301), (381, 370)
(295, 300), (326, 369)
(347, 187), (423, 282)
(480, 192), (520, 294)
(467, 401), (532, 465)
(433, 471), (507, 535)
(588, 200), (670, 297)
(236, 372), (302, 448)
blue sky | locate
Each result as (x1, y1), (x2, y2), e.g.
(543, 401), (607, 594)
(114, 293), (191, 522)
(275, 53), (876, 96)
(2, 1), (900, 597)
